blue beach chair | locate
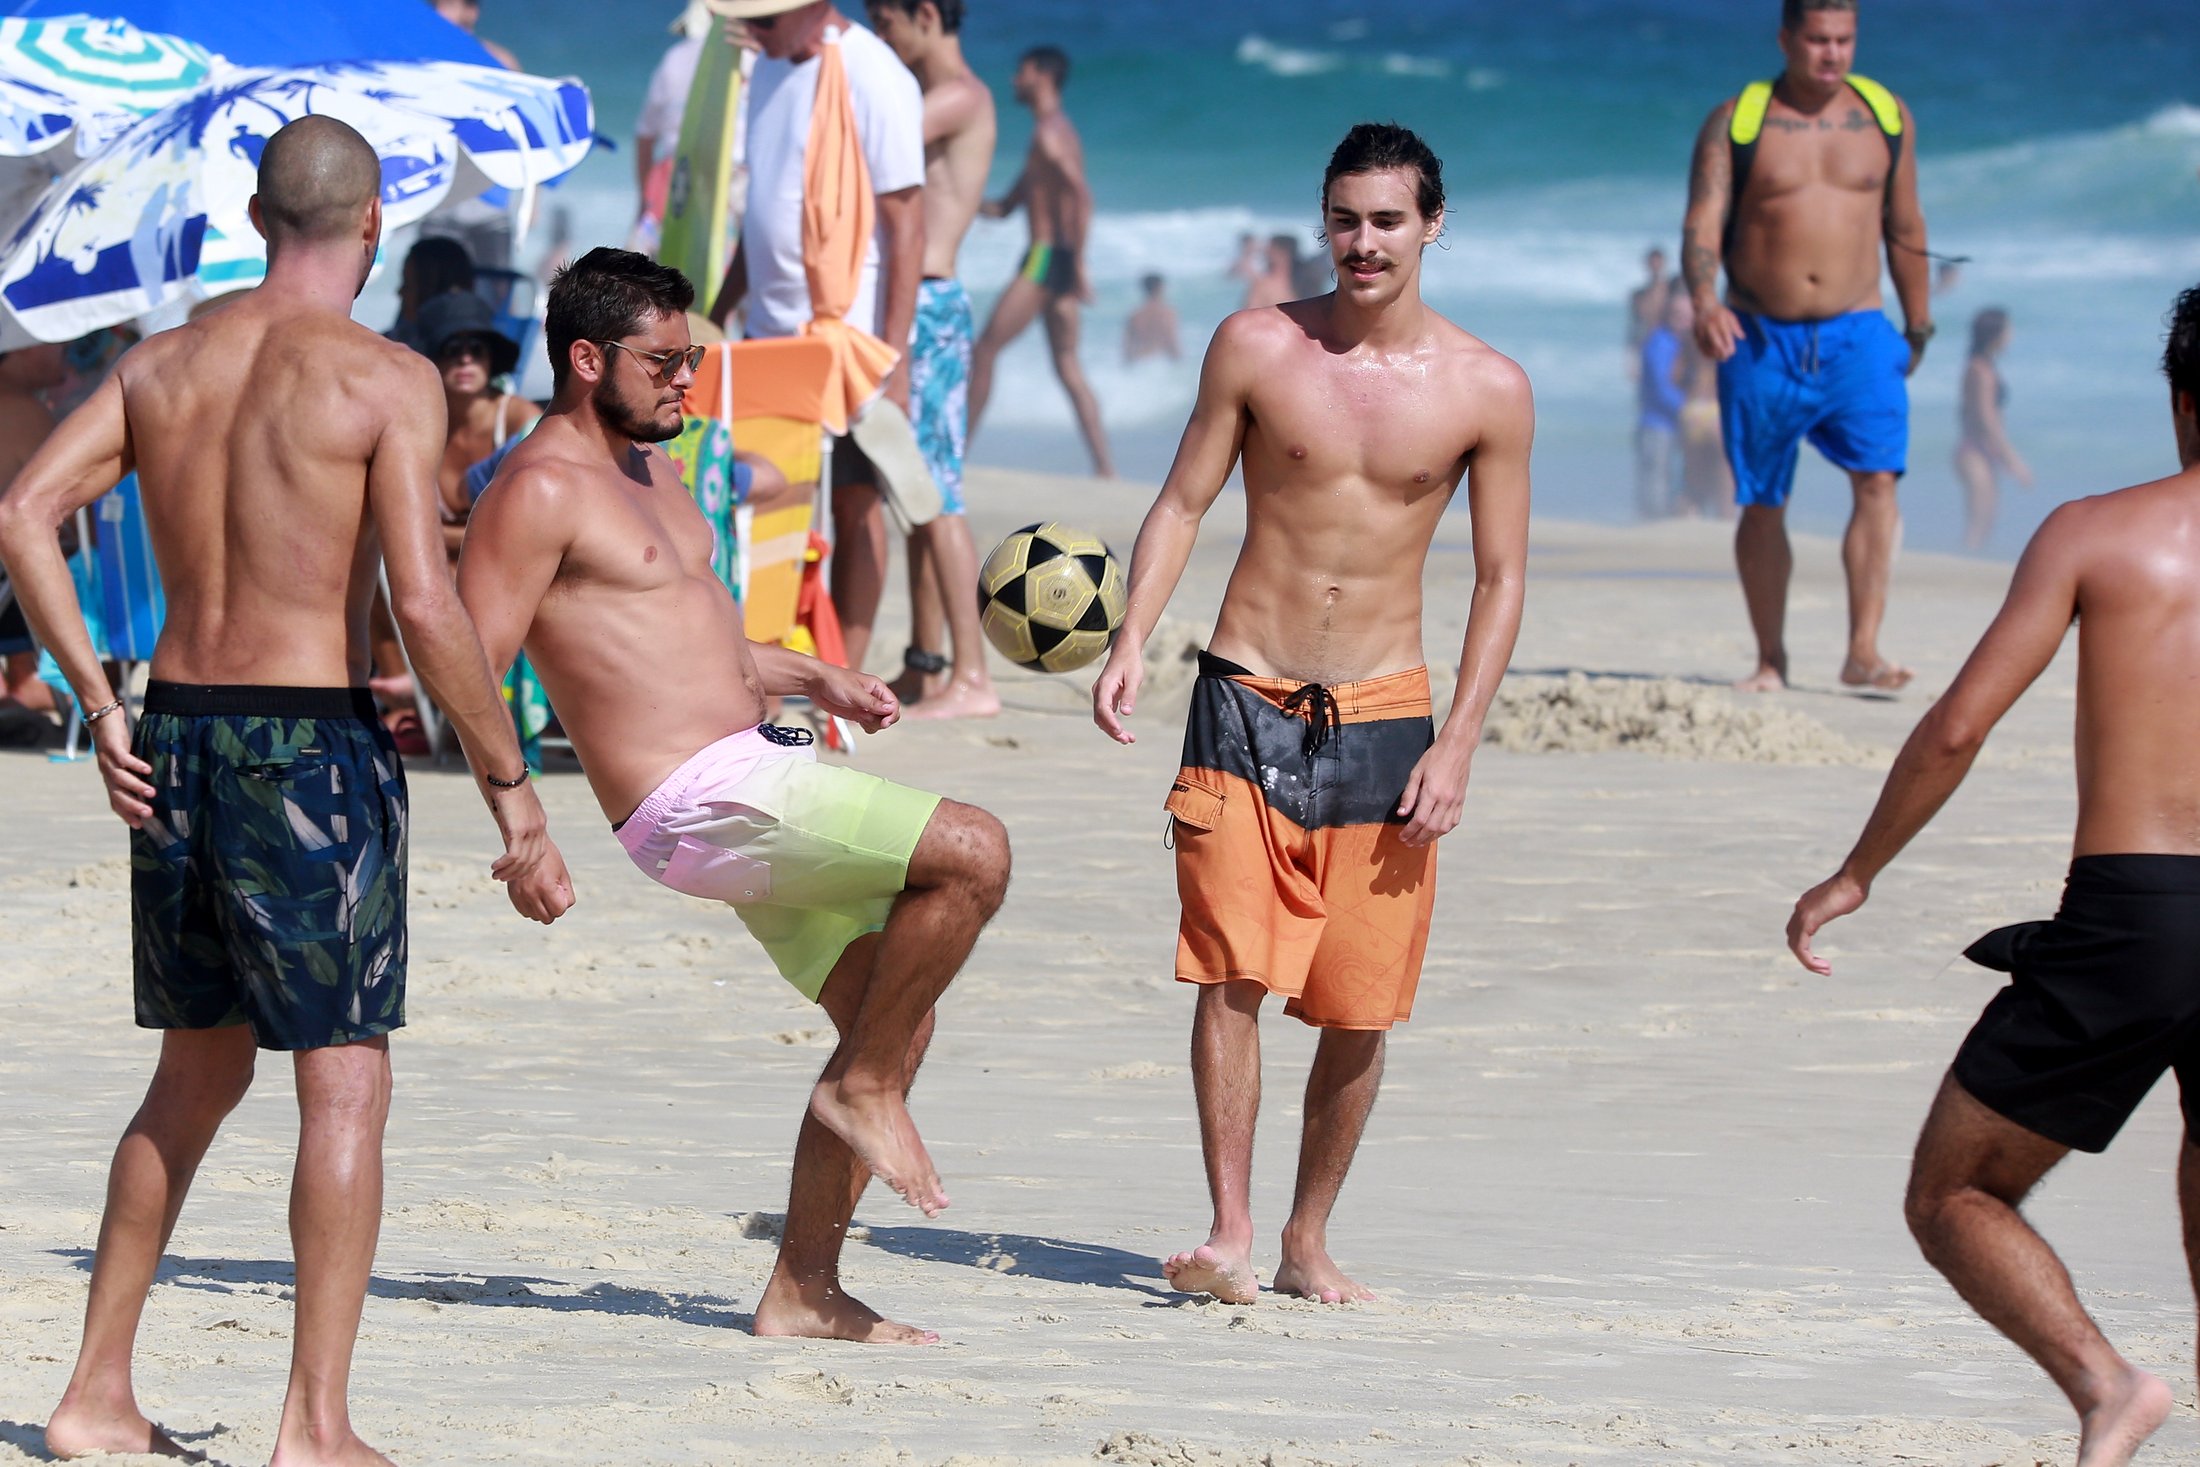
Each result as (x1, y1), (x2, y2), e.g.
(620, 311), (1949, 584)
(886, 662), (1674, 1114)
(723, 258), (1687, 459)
(50, 475), (164, 760)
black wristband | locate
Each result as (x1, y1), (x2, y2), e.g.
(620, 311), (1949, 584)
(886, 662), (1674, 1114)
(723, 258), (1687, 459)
(486, 770), (529, 789)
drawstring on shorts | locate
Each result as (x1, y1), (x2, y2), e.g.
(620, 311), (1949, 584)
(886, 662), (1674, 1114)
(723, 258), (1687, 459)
(1280, 681), (1342, 758)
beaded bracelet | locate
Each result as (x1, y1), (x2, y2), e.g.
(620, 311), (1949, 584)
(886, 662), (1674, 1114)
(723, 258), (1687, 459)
(83, 699), (124, 725)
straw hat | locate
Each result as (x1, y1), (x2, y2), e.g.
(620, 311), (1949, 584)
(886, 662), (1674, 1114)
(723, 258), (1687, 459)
(700, 0), (816, 18)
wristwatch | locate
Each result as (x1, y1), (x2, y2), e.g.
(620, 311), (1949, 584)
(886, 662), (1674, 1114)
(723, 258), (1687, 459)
(1903, 321), (1937, 343)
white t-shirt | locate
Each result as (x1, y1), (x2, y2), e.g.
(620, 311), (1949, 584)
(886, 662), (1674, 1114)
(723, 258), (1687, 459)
(635, 35), (704, 146)
(740, 22), (923, 341)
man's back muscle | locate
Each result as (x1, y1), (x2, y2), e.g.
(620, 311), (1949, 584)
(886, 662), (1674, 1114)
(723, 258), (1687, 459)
(1023, 114), (1082, 244)
(2065, 474), (2200, 856)
(123, 300), (432, 686)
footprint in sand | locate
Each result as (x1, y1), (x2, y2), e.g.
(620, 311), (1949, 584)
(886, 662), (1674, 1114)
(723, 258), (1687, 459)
(1091, 1060), (1181, 1080)
(745, 1370), (855, 1406)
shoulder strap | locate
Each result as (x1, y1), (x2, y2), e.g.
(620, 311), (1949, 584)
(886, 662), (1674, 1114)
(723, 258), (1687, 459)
(1725, 82), (1776, 254)
(1846, 73), (1904, 198)
(1729, 80), (1775, 146)
(1844, 74), (1902, 137)
(1728, 75), (1903, 238)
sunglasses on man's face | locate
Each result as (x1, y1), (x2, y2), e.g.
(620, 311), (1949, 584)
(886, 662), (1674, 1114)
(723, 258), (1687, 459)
(594, 340), (706, 381)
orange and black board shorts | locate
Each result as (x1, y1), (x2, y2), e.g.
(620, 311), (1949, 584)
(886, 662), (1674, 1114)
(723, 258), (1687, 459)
(1167, 652), (1437, 1030)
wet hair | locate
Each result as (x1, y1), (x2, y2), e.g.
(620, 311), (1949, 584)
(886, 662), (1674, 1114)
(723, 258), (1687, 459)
(255, 116), (382, 245)
(1782, 0), (1856, 28)
(1968, 307), (2010, 357)
(2166, 284), (2200, 406)
(1141, 273), (1163, 295)
(1321, 122), (1445, 222)
(870, 0), (963, 32)
(1020, 45), (1069, 89)
(1268, 233), (1298, 259)
(545, 247), (695, 392)
(403, 236), (475, 300)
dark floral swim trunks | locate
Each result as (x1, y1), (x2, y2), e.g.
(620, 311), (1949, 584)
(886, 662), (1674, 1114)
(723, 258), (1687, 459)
(130, 682), (407, 1050)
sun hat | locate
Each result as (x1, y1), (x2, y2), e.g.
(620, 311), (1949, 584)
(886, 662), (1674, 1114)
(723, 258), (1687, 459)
(417, 290), (520, 378)
(700, 0), (815, 18)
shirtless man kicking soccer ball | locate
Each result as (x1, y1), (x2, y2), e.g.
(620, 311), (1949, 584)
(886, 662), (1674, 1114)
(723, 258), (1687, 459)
(1094, 124), (1531, 1305)
(460, 248), (1011, 1344)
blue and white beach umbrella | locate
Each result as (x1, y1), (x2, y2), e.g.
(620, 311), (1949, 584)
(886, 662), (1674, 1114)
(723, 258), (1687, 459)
(0, 57), (592, 345)
(0, 17), (215, 227)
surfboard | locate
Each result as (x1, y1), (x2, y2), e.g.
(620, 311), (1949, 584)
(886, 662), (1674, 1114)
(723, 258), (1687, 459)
(656, 24), (742, 301)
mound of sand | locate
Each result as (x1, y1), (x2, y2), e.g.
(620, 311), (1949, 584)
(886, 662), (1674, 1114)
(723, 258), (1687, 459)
(1481, 672), (1884, 765)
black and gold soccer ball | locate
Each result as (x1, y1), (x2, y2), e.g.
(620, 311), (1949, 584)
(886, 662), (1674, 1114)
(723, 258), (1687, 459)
(977, 522), (1127, 674)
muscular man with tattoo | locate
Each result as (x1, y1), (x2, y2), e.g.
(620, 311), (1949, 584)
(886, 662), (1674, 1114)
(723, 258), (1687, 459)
(1681, 0), (1932, 692)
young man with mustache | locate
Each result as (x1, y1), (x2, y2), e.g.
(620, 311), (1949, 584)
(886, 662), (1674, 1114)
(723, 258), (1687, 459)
(1092, 123), (1532, 1306)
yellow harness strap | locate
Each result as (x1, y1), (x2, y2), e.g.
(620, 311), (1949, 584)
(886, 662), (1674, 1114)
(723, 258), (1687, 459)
(1725, 75), (1903, 256)
(1730, 74), (1901, 143)
(1730, 79), (1775, 145)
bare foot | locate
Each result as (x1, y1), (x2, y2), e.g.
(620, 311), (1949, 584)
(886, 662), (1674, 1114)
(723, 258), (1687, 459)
(1163, 1242), (1258, 1304)
(753, 1272), (939, 1344)
(46, 1398), (203, 1461)
(1733, 663), (1787, 693)
(1839, 656), (1914, 691)
(268, 1434), (396, 1467)
(2076, 1367), (2173, 1467)
(905, 678), (1000, 722)
(807, 1079), (948, 1217)
(1273, 1247), (1376, 1305)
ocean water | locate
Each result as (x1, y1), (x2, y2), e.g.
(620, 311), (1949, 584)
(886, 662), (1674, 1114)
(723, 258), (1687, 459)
(460, 0), (2199, 557)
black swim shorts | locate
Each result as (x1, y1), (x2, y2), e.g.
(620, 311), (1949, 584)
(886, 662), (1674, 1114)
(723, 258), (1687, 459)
(1953, 854), (2200, 1153)
(131, 682), (408, 1051)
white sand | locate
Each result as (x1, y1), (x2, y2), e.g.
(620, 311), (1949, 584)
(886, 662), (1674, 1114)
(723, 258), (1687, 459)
(0, 470), (2191, 1466)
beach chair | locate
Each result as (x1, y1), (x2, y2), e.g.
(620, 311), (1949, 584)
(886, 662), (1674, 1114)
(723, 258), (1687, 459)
(49, 475), (163, 760)
(682, 337), (856, 749)
(53, 473), (164, 756)
(94, 473), (164, 678)
(683, 337), (837, 643)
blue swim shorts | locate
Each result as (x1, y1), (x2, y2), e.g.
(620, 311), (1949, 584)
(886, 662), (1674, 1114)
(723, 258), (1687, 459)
(910, 278), (973, 516)
(1716, 308), (1909, 508)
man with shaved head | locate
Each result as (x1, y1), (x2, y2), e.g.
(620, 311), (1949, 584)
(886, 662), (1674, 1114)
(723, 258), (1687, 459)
(0, 115), (556, 1464)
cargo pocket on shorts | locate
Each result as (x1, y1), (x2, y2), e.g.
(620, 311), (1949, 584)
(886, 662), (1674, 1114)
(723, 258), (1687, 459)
(662, 837), (773, 906)
(1163, 769), (1227, 849)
